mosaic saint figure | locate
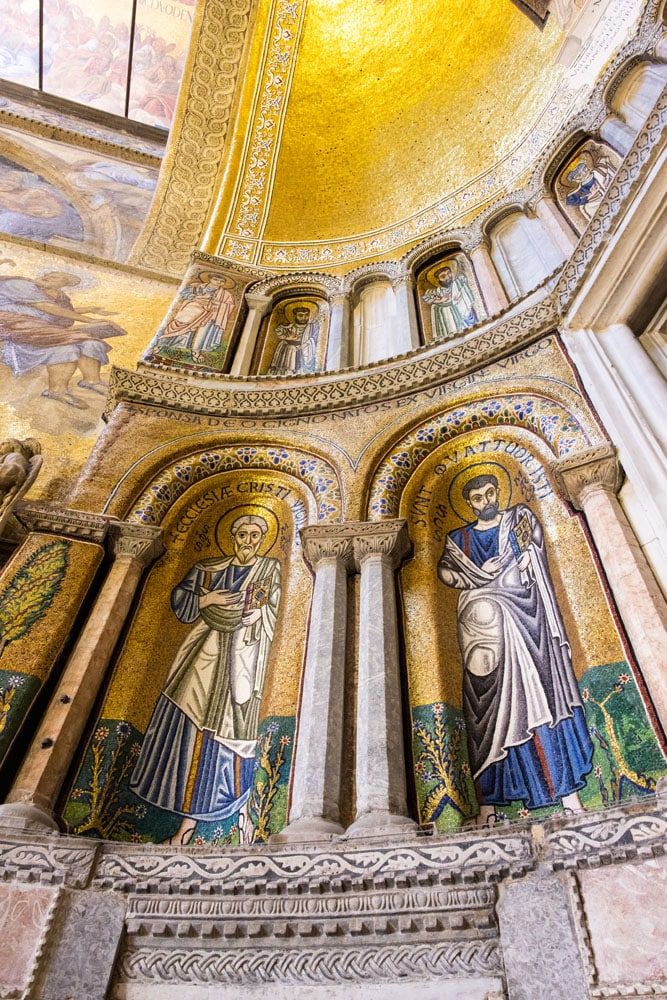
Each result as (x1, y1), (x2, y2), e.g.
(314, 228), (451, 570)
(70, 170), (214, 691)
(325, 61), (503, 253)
(562, 149), (616, 223)
(437, 471), (593, 825)
(0, 268), (126, 408)
(268, 302), (319, 375)
(155, 271), (235, 362)
(422, 261), (479, 340)
(131, 515), (281, 845)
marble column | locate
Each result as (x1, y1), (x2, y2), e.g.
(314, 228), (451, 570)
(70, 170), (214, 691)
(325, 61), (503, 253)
(469, 238), (509, 316)
(276, 527), (355, 842)
(326, 291), (351, 370)
(230, 293), (272, 376)
(0, 522), (163, 830)
(392, 274), (422, 352)
(346, 519), (416, 837)
(598, 113), (636, 157)
(555, 444), (667, 730)
(533, 194), (579, 257)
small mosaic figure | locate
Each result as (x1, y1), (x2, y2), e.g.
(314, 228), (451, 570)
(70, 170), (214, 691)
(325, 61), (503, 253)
(556, 142), (619, 231)
(154, 270), (236, 363)
(438, 467), (593, 825)
(268, 301), (320, 375)
(131, 514), (281, 845)
(422, 259), (480, 340)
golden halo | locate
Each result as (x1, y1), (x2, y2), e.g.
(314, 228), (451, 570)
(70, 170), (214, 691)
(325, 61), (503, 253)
(448, 461), (512, 525)
(195, 270), (235, 288)
(283, 299), (317, 324)
(423, 255), (462, 289)
(562, 150), (594, 188)
(215, 504), (279, 556)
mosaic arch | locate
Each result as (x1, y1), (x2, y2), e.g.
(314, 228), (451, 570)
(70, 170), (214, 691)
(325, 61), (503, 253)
(366, 392), (592, 518)
(127, 444), (343, 526)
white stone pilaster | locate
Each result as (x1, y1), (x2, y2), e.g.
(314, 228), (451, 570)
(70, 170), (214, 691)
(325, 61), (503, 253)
(392, 274), (422, 352)
(346, 520), (416, 837)
(276, 528), (355, 842)
(533, 194), (579, 257)
(469, 238), (509, 316)
(230, 293), (272, 376)
(555, 445), (667, 730)
(326, 292), (351, 370)
(598, 114), (636, 157)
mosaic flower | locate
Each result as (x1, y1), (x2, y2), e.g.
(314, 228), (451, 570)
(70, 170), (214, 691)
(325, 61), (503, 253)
(558, 438), (577, 456)
(391, 451), (412, 469)
(594, 765), (602, 778)
(512, 400), (534, 419)
(8, 675), (24, 689)
(236, 447), (258, 464)
(200, 452), (221, 470)
(94, 726), (109, 742)
(618, 673), (630, 686)
(583, 689), (590, 702)
(116, 721), (131, 739)
(540, 414), (559, 438)
(298, 457), (318, 474)
(194, 836), (206, 847)
(518, 807), (530, 818)
(268, 448), (290, 465)
(173, 464), (193, 483)
(481, 400), (501, 417)
(416, 426), (435, 443)
(279, 735), (291, 747)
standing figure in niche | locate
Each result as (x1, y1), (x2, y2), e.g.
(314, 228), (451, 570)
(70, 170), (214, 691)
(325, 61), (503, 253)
(131, 514), (281, 845)
(563, 151), (616, 222)
(422, 261), (480, 340)
(155, 271), (235, 363)
(268, 302), (319, 375)
(437, 469), (593, 825)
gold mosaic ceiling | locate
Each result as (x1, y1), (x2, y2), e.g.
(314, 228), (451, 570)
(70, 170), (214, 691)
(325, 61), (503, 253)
(203, 0), (626, 270)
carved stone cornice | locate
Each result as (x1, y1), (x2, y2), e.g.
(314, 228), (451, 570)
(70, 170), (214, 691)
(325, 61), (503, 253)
(391, 272), (417, 291)
(244, 292), (273, 315)
(247, 271), (343, 298)
(108, 523), (165, 566)
(301, 525), (356, 573)
(553, 444), (623, 509)
(13, 501), (112, 543)
(353, 519), (411, 570)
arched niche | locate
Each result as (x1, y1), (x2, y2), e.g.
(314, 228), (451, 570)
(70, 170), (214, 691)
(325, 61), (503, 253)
(489, 210), (564, 299)
(62, 466), (318, 847)
(415, 249), (487, 344)
(252, 292), (330, 376)
(368, 422), (666, 833)
(609, 59), (667, 133)
(552, 138), (622, 234)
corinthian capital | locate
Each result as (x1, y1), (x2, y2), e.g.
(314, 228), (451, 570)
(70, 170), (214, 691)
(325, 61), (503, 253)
(109, 522), (164, 566)
(353, 519), (411, 570)
(301, 525), (355, 572)
(553, 444), (623, 510)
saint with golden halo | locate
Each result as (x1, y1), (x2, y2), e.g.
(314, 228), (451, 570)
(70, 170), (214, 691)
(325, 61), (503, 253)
(438, 462), (593, 825)
(268, 298), (320, 375)
(154, 267), (236, 362)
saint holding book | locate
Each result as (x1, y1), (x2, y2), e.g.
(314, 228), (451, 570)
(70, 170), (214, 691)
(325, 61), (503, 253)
(437, 465), (593, 825)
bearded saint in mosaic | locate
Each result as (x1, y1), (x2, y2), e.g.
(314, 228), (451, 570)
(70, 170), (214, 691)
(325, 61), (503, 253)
(438, 472), (593, 825)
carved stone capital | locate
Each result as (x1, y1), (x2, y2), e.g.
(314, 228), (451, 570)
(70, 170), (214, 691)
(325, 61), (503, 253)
(108, 522), (164, 566)
(301, 525), (355, 572)
(14, 501), (111, 543)
(391, 272), (416, 291)
(353, 519), (412, 570)
(329, 291), (349, 308)
(465, 233), (491, 255)
(553, 444), (623, 510)
(244, 292), (272, 315)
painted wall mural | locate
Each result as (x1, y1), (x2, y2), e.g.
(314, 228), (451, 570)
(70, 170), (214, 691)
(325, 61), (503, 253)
(145, 262), (255, 373)
(554, 139), (621, 234)
(255, 297), (329, 376)
(0, 131), (159, 262)
(63, 469), (315, 845)
(397, 430), (666, 831)
(417, 253), (486, 344)
(0, 240), (176, 497)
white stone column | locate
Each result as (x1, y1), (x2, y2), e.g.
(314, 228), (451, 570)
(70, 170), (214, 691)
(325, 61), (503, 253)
(555, 445), (667, 730)
(346, 520), (416, 837)
(533, 194), (579, 257)
(326, 291), (351, 370)
(0, 523), (163, 830)
(230, 293), (272, 376)
(562, 325), (667, 596)
(598, 113), (636, 157)
(391, 274), (422, 352)
(276, 527), (355, 842)
(469, 238), (509, 315)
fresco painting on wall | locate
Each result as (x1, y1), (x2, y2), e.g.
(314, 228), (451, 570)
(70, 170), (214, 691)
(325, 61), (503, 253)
(555, 139), (621, 232)
(63, 473), (313, 846)
(257, 297), (328, 376)
(146, 264), (252, 372)
(0, 154), (85, 246)
(0, 0), (39, 89)
(417, 254), (486, 344)
(398, 426), (666, 832)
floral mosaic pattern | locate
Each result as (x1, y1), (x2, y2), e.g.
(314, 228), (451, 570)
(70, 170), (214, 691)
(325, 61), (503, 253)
(128, 446), (342, 525)
(369, 394), (589, 517)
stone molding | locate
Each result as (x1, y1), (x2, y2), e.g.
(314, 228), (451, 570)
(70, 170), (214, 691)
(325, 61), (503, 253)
(244, 292), (273, 314)
(248, 271), (343, 298)
(108, 522), (165, 566)
(301, 525), (356, 572)
(553, 443), (623, 509)
(13, 501), (112, 544)
(0, 832), (98, 888)
(353, 519), (412, 570)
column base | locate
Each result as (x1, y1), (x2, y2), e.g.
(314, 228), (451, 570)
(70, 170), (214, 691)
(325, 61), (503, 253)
(0, 802), (59, 833)
(343, 810), (418, 840)
(270, 816), (345, 844)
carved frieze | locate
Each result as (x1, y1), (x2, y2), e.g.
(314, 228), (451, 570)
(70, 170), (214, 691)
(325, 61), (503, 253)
(13, 502), (111, 544)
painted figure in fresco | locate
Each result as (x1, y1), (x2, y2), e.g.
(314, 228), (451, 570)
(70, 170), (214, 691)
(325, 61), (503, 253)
(131, 515), (281, 845)
(0, 267), (126, 409)
(268, 303), (319, 375)
(0, 158), (85, 244)
(154, 271), (235, 363)
(438, 471), (593, 825)
(422, 261), (479, 340)
(562, 150), (616, 222)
